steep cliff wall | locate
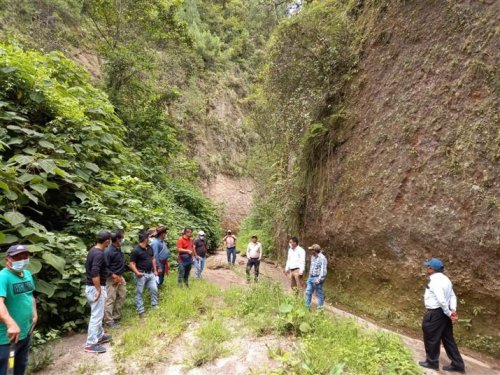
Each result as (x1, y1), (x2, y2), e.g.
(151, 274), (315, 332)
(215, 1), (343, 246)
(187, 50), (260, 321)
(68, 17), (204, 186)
(300, 0), (499, 356)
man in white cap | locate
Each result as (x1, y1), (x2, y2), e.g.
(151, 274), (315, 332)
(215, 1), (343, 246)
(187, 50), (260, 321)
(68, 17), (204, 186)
(419, 258), (465, 373)
(0, 244), (37, 375)
(193, 230), (208, 279)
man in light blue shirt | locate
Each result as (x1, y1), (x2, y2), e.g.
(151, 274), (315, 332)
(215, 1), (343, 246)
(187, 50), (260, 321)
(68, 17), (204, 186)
(150, 226), (169, 287)
(305, 244), (327, 311)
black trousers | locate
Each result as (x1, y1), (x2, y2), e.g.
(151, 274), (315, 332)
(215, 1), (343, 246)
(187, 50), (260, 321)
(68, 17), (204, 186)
(246, 258), (260, 281)
(422, 308), (464, 370)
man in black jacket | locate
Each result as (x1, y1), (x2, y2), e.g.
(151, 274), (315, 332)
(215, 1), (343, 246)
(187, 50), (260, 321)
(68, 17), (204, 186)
(104, 231), (127, 328)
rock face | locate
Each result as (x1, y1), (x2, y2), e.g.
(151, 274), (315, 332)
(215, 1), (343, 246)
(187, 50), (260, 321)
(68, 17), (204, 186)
(300, 1), (499, 356)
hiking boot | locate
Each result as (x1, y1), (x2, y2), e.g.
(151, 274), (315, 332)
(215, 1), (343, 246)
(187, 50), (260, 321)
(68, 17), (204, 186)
(98, 333), (112, 344)
(443, 365), (465, 373)
(418, 361), (439, 371)
(139, 312), (146, 319)
(104, 321), (120, 329)
(84, 344), (107, 353)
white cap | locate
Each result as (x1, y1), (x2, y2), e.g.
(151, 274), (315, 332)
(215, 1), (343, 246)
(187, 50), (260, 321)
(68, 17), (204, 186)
(199, 230), (206, 236)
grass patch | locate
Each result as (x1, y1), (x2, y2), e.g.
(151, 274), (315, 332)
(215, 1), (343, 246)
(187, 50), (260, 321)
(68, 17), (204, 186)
(188, 317), (232, 367)
(112, 275), (219, 369)
(226, 281), (422, 375)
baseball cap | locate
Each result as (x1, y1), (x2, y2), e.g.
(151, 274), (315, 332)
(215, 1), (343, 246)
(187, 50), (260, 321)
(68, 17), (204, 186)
(308, 244), (321, 251)
(199, 230), (206, 236)
(424, 258), (444, 271)
(7, 244), (30, 257)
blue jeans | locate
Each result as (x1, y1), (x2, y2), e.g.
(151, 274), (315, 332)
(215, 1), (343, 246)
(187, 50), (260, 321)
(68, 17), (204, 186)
(305, 277), (325, 309)
(85, 285), (107, 345)
(0, 335), (31, 375)
(178, 262), (192, 286)
(226, 247), (236, 264)
(134, 273), (158, 314)
(194, 257), (206, 279)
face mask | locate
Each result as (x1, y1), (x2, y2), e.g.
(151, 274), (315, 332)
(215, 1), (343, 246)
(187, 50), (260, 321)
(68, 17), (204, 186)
(120, 239), (125, 245)
(11, 259), (29, 272)
(148, 238), (153, 245)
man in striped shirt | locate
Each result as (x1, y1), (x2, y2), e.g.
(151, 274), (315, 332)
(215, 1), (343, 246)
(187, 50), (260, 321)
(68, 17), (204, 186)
(305, 244), (328, 311)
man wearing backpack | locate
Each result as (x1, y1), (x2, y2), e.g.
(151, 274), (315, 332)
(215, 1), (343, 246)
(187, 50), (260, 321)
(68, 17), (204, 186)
(150, 226), (169, 286)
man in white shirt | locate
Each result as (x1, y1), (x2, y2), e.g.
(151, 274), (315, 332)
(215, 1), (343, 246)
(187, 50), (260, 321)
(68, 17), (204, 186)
(419, 258), (465, 373)
(284, 237), (306, 293)
(246, 235), (262, 283)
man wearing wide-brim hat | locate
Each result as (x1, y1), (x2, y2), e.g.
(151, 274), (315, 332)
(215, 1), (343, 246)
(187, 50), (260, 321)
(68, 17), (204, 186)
(0, 244), (37, 375)
(419, 258), (465, 373)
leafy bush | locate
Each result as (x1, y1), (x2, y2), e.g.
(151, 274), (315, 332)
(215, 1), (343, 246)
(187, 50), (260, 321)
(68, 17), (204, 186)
(0, 43), (220, 332)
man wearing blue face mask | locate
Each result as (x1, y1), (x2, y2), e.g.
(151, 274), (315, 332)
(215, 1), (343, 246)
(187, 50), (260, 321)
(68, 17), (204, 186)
(0, 244), (37, 375)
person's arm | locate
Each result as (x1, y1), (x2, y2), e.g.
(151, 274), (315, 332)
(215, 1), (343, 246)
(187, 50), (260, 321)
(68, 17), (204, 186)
(91, 253), (104, 302)
(0, 297), (20, 343)
(177, 239), (191, 254)
(258, 243), (262, 261)
(129, 250), (144, 277)
(193, 241), (199, 259)
(317, 256), (327, 283)
(430, 280), (452, 316)
(450, 287), (458, 321)
(30, 296), (37, 334)
(299, 248), (306, 275)
(246, 243), (251, 258)
(129, 261), (143, 278)
(152, 256), (158, 276)
(107, 250), (121, 284)
(284, 249), (291, 273)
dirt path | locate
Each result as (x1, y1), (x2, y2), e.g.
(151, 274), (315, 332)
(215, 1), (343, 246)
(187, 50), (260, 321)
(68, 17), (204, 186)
(39, 252), (499, 374)
(203, 251), (500, 375)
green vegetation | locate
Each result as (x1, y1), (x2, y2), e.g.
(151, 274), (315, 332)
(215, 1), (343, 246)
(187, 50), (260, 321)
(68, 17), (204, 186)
(247, 0), (357, 254)
(0, 44), (220, 334)
(113, 277), (220, 371)
(189, 318), (232, 367)
(225, 281), (422, 375)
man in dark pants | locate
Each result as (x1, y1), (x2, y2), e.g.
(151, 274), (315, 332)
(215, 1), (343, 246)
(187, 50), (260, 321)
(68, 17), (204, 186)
(176, 228), (196, 287)
(419, 258), (465, 373)
(245, 235), (262, 283)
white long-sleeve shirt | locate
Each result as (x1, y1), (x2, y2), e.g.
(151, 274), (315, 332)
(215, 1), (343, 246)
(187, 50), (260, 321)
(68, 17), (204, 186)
(424, 272), (457, 317)
(285, 246), (306, 273)
(247, 242), (262, 259)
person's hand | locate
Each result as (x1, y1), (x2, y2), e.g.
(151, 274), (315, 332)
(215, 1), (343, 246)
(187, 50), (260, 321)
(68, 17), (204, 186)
(136, 272), (144, 278)
(196, 255), (200, 260)
(450, 310), (459, 322)
(154, 270), (158, 276)
(299, 272), (303, 276)
(94, 288), (101, 302)
(314, 280), (320, 285)
(7, 320), (21, 343)
(120, 276), (125, 284)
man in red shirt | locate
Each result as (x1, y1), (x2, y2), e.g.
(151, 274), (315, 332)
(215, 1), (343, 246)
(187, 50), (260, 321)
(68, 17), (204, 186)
(176, 228), (197, 287)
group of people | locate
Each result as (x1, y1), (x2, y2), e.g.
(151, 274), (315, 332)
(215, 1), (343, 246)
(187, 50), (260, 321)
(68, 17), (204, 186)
(83, 226), (208, 354)
(0, 230), (466, 374)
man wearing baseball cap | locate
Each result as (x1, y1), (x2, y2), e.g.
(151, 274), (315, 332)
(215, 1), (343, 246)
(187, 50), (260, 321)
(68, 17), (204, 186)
(419, 258), (465, 373)
(305, 244), (327, 311)
(0, 244), (37, 375)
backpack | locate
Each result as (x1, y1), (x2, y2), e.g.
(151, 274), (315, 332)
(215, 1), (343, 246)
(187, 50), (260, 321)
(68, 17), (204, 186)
(158, 243), (170, 262)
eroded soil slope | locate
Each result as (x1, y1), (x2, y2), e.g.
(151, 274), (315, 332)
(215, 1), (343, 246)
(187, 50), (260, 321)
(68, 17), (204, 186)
(301, 0), (499, 356)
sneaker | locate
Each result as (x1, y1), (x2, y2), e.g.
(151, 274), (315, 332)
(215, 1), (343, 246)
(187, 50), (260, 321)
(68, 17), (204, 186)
(152, 305), (159, 310)
(84, 344), (106, 353)
(139, 312), (146, 319)
(104, 321), (120, 329)
(97, 333), (112, 344)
